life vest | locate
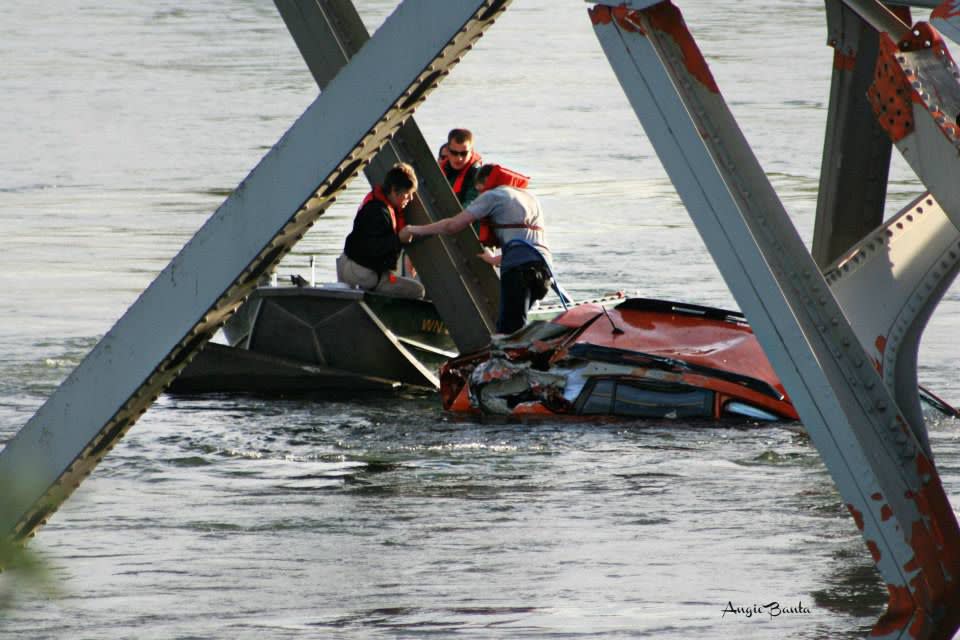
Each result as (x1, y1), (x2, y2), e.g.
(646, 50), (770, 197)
(360, 185), (405, 231)
(440, 150), (483, 199)
(475, 165), (540, 247)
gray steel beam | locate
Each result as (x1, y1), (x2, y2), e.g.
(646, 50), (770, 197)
(274, 0), (500, 353)
(812, 1), (894, 268)
(838, 0), (913, 39)
(590, 4), (960, 637)
(0, 0), (511, 543)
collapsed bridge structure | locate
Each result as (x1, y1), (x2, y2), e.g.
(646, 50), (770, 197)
(1, 0), (960, 637)
(592, 1), (960, 637)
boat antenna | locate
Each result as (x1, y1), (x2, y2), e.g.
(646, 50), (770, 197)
(601, 305), (624, 335)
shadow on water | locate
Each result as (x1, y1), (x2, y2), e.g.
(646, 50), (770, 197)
(310, 605), (542, 634)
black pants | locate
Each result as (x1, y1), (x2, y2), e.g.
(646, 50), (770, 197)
(497, 261), (550, 334)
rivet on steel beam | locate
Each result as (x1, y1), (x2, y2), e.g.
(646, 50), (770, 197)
(876, 399), (887, 411)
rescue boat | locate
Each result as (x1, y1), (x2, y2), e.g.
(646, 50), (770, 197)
(169, 281), (618, 395)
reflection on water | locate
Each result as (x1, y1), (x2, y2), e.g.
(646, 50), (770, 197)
(1, 1), (958, 638)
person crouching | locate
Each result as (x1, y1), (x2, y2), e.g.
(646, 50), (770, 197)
(400, 164), (553, 333)
(336, 162), (425, 299)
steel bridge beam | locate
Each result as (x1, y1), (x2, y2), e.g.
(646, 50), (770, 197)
(812, 1), (896, 268)
(827, 192), (960, 453)
(0, 0), (511, 543)
(591, 3), (960, 637)
(274, 0), (500, 353)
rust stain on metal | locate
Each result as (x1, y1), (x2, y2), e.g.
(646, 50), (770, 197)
(870, 583), (923, 637)
(834, 49), (856, 72)
(847, 503), (865, 531)
(869, 35), (914, 142)
(644, 2), (719, 93)
(932, 2), (960, 21)
(881, 504), (894, 522)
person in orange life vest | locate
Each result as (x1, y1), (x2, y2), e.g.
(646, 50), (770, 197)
(439, 128), (482, 206)
(400, 164), (553, 334)
(337, 162), (425, 299)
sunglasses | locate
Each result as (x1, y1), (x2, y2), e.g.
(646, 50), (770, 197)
(448, 148), (470, 158)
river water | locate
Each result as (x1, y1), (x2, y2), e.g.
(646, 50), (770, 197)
(2, 1), (959, 638)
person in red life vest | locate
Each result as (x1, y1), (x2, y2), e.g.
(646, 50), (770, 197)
(400, 164), (553, 334)
(439, 128), (483, 206)
(336, 162), (425, 299)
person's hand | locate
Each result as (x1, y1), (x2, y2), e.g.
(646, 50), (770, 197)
(398, 227), (414, 244)
(477, 250), (501, 266)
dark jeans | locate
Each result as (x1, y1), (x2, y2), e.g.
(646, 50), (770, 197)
(497, 261), (550, 334)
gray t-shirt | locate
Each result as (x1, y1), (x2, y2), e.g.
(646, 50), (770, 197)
(465, 186), (553, 270)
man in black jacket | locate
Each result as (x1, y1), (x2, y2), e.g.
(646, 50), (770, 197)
(336, 163), (425, 298)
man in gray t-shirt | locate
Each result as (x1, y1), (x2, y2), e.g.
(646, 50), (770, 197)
(465, 186), (553, 273)
(399, 164), (555, 334)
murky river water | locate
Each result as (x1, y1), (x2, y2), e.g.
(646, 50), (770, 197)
(2, 1), (959, 638)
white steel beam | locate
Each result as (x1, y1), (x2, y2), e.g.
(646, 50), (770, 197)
(827, 192), (960, 451)
(590, 3), (960, 637)
(0, 0), (511, 542)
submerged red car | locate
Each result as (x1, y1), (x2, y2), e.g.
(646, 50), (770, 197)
(440, 298), (799, 422)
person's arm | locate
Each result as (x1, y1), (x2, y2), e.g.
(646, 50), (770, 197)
(400, 210), (476, 243)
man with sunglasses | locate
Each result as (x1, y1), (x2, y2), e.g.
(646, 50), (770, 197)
(439, 128), (483, 205)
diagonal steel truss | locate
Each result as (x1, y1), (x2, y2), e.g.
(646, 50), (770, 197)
(0, 0), (512, 544)
(591, 1), (960, 637)
(274, 0), (501, 354)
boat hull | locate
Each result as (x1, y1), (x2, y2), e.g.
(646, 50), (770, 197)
(172, 285), (445, 393)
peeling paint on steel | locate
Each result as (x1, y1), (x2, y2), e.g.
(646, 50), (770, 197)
(644, 3), (719, 93)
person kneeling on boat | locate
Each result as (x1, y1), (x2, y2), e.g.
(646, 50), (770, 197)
(400, 164), (553, 334)
(337, 162), (426, 299)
